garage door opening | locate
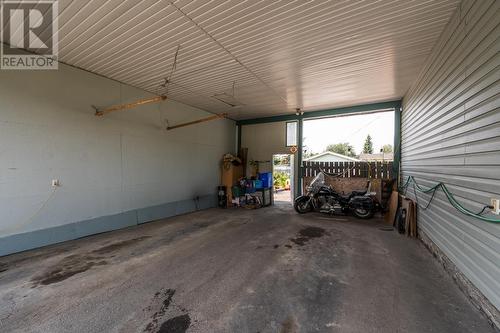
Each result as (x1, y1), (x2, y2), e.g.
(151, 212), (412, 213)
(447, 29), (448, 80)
(300, 110), (395, 206)
(273, 154), (293, 205)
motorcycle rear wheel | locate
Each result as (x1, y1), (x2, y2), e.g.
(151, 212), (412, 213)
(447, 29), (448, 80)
(352, 207), (374, 219)
(294, 197), (312, 214)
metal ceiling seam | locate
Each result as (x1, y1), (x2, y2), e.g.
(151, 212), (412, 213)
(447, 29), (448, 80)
(211, 0), (395, 46)
(131, 59), (238, 89)
(130, 60), (240, 90)
(231, 11), (453, 57)
(195, 0), (312, 33)
(208, 2), (372, 45)
(198, 0), (353, 33)
(68, 6), (180, 67)
(135, 59), (236, 87)
(218, 0), (450, 40)
(57, 0), (88, 24)
(228, 22), (453, 67)
(246, 51), (435, 85)
(58, 0), (115, 40)
(187, 0), (263, 22)
(85, 24), (197, 74)
(87, 24), (208, 74)
(59, 0), (131, 48)
(86, 17), (197, 72)
(61, 0), (155, 60)
(106, 36), (225, 81)
(168, 1), (290, 107)
(179, 0), (230, 17)
(106, 37), (224, 78)
(75, 11), (189, 69)
(226, 3), (454, 58)
(111, 37), (231, 82)
(118, 60), (238, 91)
(168, 82), (266, 96)
(167, 82), (238, 114)
(242, 27), (445, 73)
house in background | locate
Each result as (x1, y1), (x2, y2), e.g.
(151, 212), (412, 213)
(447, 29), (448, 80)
(359, 153), (394, 162)
(304, 151), (360, 163)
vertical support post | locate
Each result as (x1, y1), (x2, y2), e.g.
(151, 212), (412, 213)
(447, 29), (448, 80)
(237, 124), (242, 154)
(393, 104), (402, 185)
(296, 118), (304, 198)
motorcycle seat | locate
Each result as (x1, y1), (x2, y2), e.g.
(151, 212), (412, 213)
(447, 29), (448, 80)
(351, 190), (367, 197)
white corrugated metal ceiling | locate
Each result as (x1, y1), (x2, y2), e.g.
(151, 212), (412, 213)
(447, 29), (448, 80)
(13, 0), (460, 119)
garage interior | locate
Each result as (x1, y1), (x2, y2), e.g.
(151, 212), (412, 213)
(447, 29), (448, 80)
(0, 0), (499, 332)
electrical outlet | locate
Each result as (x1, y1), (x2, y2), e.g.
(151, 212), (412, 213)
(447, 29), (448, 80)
(491, 198), (500, 215)
(52, 179), (60, 187)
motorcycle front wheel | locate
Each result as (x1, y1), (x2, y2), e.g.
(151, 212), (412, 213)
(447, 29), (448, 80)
(352, 207), (374, 219)
(294, 196), (312, 214)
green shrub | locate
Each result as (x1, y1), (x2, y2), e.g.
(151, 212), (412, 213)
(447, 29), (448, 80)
(274, 172), (289, 189)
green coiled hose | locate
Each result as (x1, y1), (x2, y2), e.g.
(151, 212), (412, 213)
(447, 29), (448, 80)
(399, 176), (500, 223)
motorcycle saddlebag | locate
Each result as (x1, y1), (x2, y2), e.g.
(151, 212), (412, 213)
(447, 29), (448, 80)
(349, 196), (374, 210)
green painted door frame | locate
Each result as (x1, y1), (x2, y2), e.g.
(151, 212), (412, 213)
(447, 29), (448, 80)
(393, 104), (402, 185)
(296, 118), (303, 198)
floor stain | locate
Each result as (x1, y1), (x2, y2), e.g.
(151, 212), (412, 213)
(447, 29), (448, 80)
(31, 255), (107, 286)
(158, 314), (191, 333)
(274, 245), (280, 249)
(144, 289), (176, 332)
(91, 236), (151, 255)
(29, 236), (151, 287)
(290, 227), (327, 246)
(280, 316), (299, 333)
(0, 262), (8, 273)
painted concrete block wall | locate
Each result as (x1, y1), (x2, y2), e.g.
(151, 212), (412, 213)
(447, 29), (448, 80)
(0, 63), (235, 256)
(401, 0), (500, 312)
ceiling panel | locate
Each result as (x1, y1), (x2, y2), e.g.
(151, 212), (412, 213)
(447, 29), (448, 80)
(42, 0), (460, 119)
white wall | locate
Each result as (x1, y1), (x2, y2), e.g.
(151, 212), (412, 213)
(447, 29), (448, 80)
(401, 0), (500, 315)
(0, 63), (235, 243)
(240, 122), (289, 174)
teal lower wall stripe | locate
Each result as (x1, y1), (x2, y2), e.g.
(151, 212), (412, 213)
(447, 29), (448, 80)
(0, 194), (216, 257)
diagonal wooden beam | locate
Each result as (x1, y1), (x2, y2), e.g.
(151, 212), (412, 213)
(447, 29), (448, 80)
(94, 95), (167, 116)
(166, 113), (228, 131)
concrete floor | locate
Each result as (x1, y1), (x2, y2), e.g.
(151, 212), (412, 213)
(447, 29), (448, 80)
(0, 205), (495, 333)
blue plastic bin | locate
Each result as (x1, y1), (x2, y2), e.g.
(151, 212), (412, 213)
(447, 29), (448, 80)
(259, 172), (273, 188)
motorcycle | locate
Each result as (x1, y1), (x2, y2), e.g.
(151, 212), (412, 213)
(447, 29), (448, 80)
(294, 170), (379, 219)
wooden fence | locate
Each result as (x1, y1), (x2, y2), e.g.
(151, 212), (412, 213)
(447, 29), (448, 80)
(302, 161), (394, 179)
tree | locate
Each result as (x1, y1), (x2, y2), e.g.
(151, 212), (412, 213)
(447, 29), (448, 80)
(363, 135), (374, 154)
(325, 143), (356, 157)
(382, 144), (393, 153)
